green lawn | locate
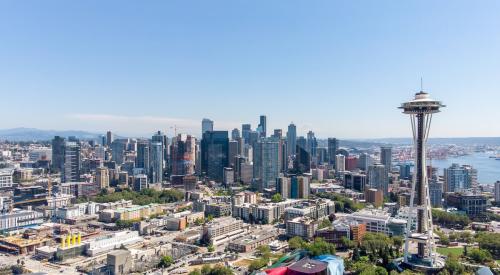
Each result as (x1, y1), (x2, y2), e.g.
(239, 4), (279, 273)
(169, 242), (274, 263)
(437, 247), (464, 257)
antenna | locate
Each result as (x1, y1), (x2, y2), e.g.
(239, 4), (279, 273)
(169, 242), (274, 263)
(420, 77), (423, 91)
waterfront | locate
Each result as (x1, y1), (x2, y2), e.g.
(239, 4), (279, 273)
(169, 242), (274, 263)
(429, 152), (500, 184)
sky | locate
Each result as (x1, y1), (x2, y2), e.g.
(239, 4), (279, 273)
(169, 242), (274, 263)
(1, 0), (499, 139)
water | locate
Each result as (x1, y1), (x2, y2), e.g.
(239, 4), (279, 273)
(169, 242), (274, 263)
(429, 152), (500, 184)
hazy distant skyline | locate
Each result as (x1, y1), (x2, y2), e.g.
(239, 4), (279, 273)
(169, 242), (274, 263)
(1, 1), (500, 138)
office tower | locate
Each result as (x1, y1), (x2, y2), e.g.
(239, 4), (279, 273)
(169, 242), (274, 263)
(223, 167), (234, 186)
(133, 174), (148, 191)
(276, 175), (310, 199)
(136, 141), (150, 175)
(51, 136), (65, 173)
(253, 137), (280, 191)
(495, 181), (500, 202)
(152, 131), (168, 170)
(357, 152), (371, 171)
(228, 140), (239, 167)
(258, 115), (267, 138)
(335, 154), (346, 172)
(201, 131), (229, 182)
(111, 139), (128, 164)
(150, 142), (163, 183)
(380, 146), (392, 172)
(247, 131), (259, 147)
(286, 123), (297, 158)
(444, 163), (476, 193)
(94, 145), (106, 160)
(399, 163), (412, 180)
(272, 129), (282, 139)
(62, 141), (81, 183)
(293, 144), (311, 174)
(327, 138), (339, 166)
(170, 134), (196, 176)
(242, 124), (251, 144)
(231, 128), (240, 140)
(316, 148), (327, 165)
(429, 181), (443, 208)
(365, 188), (384, 207)
(306, 131), (317, 158)
(106, 131), (113, 147)
(367, 163), (387, 195)
(380, 146), (392, 191)
(96, 167), (109, 189)
(345, 156), (358, 171)
(276, 177), (291, 199)
(202, 118), (214, 136)
(400, 90), (445, 269)
(296, 136), (306, 152)
(344, 172), (367, 192)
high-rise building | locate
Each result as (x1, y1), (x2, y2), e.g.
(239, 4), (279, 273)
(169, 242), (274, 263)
(306, 131), (317, 158)
(136, 141), (150, 175)
(228, 140), (239, 167)
(258, 115), (267, 138)
(368, 163), (387, 195)
(152, 131), (168, 170)
(51, 136), (65, 173)
(202, 118), (214, 136)
(276, 175), (310, 199)
(106, 131), (113, 147)
(62, 141), (81, 183)
(111, 139), (128, 165)
(365, 188), (383, 207)
(357, 153), (371, 171)
(380, 146), (392, 173)
(241, 124), (251, 144)
(201, 131), (229, 182)
(286, 123), (297, 158)
(335, 154), (346, 172)
(150, 142), (163, 183)
(444, 163), (476, 193)
(293, 143), (311, 174)
(344, 172), (367, 192)
(327, 138), (339, 166)
(272, 129), (282, 139)
(96, 167), (109, 189)
(400, 90), (445, 269)
(398, 163), (412, 180)
(495, 181), (500, 203)
(253, 137), (280, 191)
(231, 128), (240, 140)
(345, 156), (358, 171)
(170, 134), (196, 176)
(429, 181), (443, 207)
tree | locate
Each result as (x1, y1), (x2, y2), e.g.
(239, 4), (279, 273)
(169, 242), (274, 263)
(288, 236), (306, 250)
(271, 193), (283, 203)
(158, 255), (174, 268)
(189, 270), (202, 275)
(341, 236), (355, 249)
(304, 238), (336, 256)
(475, 232), (500, 258)
(207, 244), (215, 252)
(319, 219), (332, 229)
(257, 245), (271, 258)
(440, 254), (465, 275)
(468, 248), (492, 264)
(392, 236), (403, 256)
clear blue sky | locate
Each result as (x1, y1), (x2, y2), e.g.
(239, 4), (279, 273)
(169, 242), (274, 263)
(1, 0), (499, 138)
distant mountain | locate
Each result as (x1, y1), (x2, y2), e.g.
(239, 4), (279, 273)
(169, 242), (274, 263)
(0, 128), (102, 141)
(361, 137), (500, 146)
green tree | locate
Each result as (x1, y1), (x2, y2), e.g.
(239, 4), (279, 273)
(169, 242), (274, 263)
(304, 238), (336, 256)
(256, 245), (271, 258)
(288, 236), (306, 250)
(158, 255), (174, 268)
(207, 244), (215, 252)
(189, 270), (202, 275)
(440, 254), (466, 275)
(468, 248), (492, 264)
(475, 232), (500, 258)
(271, 193), (283, 203)
(319, 219), (332, 229)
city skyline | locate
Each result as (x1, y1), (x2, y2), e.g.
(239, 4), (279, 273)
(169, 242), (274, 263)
(2, 1), (500, 138)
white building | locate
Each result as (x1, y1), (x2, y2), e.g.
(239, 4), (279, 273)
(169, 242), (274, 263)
(86, 231), (143, 256)
(336, 154), (346, 172)
(203, 217), (246, 246)
(0, 168), (14, 188)
(344, 208), (406, 236)
(0, 209), (44, 231)
(495, 181), (500, 203)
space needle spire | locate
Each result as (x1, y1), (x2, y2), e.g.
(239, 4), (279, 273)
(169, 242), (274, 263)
(399, 88), (445, 271)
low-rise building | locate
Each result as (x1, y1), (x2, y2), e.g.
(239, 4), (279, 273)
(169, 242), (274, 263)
(205, 203), (231, 218)
(202, 217), (246, 246)
(99, 204), (163, 222)
(228, 230), (278, 253)
(232, 199), (302, 224)
(86, 231), (143, 256)
(0, 209), (44, 232)
(286, 217), (318, 239)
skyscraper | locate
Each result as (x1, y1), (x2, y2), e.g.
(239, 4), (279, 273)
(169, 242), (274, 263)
(335, 154), (346, 172)
(106, 131), (113, 147)
(241, 124), (251, 144)
(62, 141), (81, 183)
(258, 115), (267, 138)
(286, 123), (297, 158)
(201, 131), (229, 182)
(380, 146), (392, 173)
(444, 163), (476, 192)
(231, 128), (241, 140)
(357, 152), (372, 171)
(272, 129), (282, 139)
(400, 90), (445, 269)
(136, 140), (150, 174)
(495, 181), (500, 203)
(202, 118), (214, 136)
(327, 138), (339, 166)
(170, 134), (196, 176)
(306, 131), (317, 158)
(51, 136), (65, 173)
(293, 143), (311, 174)
(367, 163), (387, 195)
(96, 167), (110, 189)
(253, 137), (280, 191)
(150, 142), (163, 183)
(152, 131), (168, 170)
(110, 139), (129, 164)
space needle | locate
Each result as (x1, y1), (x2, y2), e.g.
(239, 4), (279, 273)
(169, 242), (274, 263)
(399, 89), (445, 272)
